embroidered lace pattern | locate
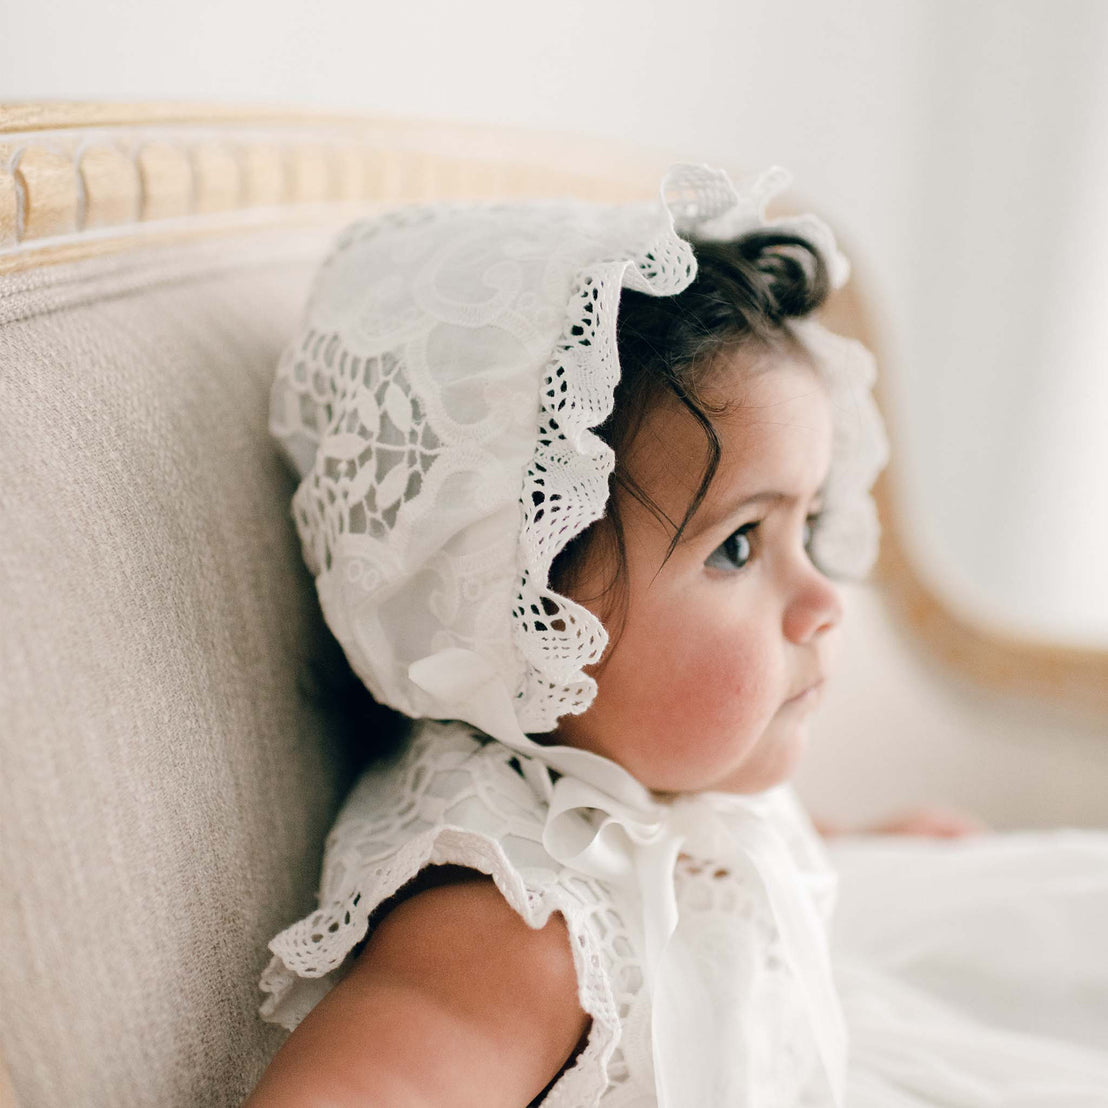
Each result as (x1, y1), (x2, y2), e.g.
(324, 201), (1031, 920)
(269, 166), (895, 743)
(269, 200), (700, 731)
(260, 722), (835, 1105)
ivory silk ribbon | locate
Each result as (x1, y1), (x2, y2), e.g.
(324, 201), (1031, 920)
(409, 648), (848, 1107)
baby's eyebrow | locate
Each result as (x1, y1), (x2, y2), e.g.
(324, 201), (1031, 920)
(684, 486), (826, 542)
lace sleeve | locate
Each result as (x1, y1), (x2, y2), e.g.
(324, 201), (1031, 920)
(258, 723), (622, 1106)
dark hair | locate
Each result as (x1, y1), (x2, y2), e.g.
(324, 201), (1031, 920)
(300, 624), (412, 775)
(550, 229), (831, 626)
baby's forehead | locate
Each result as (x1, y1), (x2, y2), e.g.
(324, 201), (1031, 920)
(627, 358), (833, 505)
(700, 342), (824, 405)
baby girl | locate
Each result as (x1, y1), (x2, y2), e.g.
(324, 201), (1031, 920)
(245, 164), (1108, 1106)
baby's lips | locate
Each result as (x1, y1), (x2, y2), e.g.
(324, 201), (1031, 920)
(783, 677), (826, 707)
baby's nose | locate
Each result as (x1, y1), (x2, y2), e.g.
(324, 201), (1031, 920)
(783, 570), (843, 644)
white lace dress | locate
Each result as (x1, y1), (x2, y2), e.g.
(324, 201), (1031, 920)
(261, 721), (837, 1105)
(259, 722), (1108, 1106)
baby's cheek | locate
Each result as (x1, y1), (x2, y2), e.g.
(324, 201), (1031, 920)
(653, 619), (776, 766)
(672, 601), (771, 698)
(712, 654), (774, 739)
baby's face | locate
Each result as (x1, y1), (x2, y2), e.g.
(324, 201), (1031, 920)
(555, 353), (841, 794)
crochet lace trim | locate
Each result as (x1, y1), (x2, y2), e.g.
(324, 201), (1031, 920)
(511, 230), (696, 730)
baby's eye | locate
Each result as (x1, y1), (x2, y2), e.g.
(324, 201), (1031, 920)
(706, 523), (757, 571)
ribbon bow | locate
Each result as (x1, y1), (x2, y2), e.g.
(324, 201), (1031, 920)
(543, 776), (847, 1107)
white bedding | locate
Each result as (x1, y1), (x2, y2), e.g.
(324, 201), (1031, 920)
(830, 830), (1108, 1104)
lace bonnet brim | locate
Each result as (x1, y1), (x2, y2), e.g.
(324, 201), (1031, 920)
(269, 164), (889, 739)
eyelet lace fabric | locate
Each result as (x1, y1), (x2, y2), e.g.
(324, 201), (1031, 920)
(795, 320), (888, 582)
(268, 165), (886, 736)
(260, 721), (838, 1106)
(269, 197), (699, 733)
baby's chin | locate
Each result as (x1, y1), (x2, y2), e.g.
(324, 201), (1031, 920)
(699, 718), (813, 796)
(548, 708), (815, 796)
(629, 742), (806, 799)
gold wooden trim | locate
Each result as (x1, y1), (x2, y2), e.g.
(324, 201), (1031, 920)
(0, 101), (375, 134)
(191, 143), (240, 213)
(241, 142), (285, 206)
(0, 162), (16, 248)
(16, 146), (78, 240)
(0, 209), (371, 273)
(0, 104), (658, 275)
(80, 144), (140, 227)
(136, 141), (192, 220)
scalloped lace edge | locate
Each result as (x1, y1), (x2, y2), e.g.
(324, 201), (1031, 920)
(513, 226), (696, 733)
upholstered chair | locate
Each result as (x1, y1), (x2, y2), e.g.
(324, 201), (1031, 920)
(2, 103), (1104, 1108)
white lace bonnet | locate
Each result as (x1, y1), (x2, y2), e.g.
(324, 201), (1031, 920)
(270, 163), (889, 743)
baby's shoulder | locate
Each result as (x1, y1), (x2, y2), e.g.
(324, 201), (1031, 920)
(365, 874), (588, 1026)
(263, 720), (628, 1099)
(253, 865), (590, 1107)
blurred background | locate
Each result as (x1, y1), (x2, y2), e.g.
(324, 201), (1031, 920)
(4, 0), (1107, 647)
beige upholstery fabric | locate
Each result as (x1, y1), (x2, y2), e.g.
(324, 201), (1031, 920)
(0, 227), (367, 1106)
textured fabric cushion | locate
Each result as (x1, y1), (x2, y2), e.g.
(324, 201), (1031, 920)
(0, 227), (367, 1106)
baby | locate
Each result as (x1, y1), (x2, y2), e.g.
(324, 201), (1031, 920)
(245, 165), (1107, 1107)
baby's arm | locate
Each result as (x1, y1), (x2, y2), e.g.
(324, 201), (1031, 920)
(245, 877), (590, 1107)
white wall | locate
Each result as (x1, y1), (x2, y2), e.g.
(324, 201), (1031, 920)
(893, 1), (1108, 645)
(3, 0), (1106, 643)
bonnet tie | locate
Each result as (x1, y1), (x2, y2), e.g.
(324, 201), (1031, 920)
(543, 776), (849, 1108)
